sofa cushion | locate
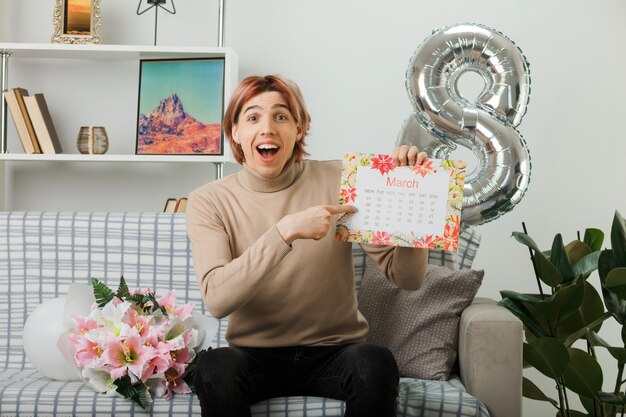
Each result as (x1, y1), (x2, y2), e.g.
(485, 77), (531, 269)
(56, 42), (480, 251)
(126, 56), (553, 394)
(358, 258), (484, 380)
(0, 371), (488, 417)
(352, 227), (482, 291)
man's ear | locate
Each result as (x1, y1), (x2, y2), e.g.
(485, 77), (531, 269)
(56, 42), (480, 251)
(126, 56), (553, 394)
(296, 125), (303, 141)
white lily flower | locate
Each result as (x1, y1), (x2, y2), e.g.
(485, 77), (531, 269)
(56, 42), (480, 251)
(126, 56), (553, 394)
(162, 318), (187, 349)
(186, 327), (202, 350)
(94, 300), (133, 337)
(82, 367), (118, 396)
(145, 373), (167, 398)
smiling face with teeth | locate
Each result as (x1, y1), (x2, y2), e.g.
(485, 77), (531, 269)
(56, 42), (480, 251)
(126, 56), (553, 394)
(232, 91), (303, 179)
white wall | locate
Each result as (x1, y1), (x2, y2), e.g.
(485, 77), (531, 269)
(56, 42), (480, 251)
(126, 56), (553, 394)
(2, 1), (626, 415)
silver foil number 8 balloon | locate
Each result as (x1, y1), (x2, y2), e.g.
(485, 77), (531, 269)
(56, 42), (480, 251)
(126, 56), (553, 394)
(400, 23), (532, 226)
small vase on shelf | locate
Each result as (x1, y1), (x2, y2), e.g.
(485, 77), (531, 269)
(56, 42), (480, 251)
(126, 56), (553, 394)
(77, 126), (109, 155)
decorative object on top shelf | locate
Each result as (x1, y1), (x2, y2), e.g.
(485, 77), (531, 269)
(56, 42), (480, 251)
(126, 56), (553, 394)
(77, 126), (108, 154)
(52, 0), (102, 45)
(137, 0), (176, 46)
(136, 57), (225, 156)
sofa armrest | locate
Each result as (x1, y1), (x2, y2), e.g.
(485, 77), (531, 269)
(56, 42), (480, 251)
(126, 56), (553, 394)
(458, 297), (523, 417)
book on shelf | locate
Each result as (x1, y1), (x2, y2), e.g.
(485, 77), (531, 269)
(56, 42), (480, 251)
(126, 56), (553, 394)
(13, 88), (42, 153)
(174, 197), (188, 213)
(163, 198), (177, 213)
(2, 88), (41, 154)
(23, 93), (63, 154)
(163, 197), (188, 213)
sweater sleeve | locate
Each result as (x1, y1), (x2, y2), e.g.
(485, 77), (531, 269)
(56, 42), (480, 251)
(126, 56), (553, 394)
(186, 189), (292, 318)
(361, 243), (428, 290)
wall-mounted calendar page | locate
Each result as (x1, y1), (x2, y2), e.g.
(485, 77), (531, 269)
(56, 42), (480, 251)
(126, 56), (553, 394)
(335, 152), (465, 251)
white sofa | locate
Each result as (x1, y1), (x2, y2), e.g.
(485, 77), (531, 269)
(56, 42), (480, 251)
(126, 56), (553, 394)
(0, 212), (522, 417)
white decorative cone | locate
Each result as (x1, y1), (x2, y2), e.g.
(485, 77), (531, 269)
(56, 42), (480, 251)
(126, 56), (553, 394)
(192, 310), (220, 351)
(23, 297), (81, 381)
(63, 283), (96, 328)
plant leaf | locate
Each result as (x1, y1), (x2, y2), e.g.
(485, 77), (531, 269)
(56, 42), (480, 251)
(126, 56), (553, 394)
(558, 282), (605, 342)
(597, 391), (626, 406)
(572, 251), (602, 280)
(580, 394), (607, 416)
(562, 348), (603, 398)
(565, 240), (592, 267)
(127, 293), (144, 306)
(605, 268), (626, 299)
(551, 234), (575, 283)
(113, 375), (152, 409)
(584, 228), (605, 252)
(534, 276), (585, 323)
(146, 292), (166, 315)
(134, 388), (152, 410)
(116, 276), (130, 300)
(563, 311), (612, 348)
(586, 329), (626, 363)
(535, 250), (563, 287)
(522, 376), (558, 407)
(611, 210), (626, 267)
(512, 231), (541, 252)
(498, 298), (549, 338)
(524, 337), (569, 379)
(598, 250), (626, 324)
(499, 291), (542, 305)
(91, 277), (115, 308)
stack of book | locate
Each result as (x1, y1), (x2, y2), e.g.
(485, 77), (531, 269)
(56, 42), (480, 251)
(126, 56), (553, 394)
(2, 87), (63, 154)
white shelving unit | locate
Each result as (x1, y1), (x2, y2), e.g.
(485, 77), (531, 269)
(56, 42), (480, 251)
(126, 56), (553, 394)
(0, 43), (239, 210)
(0, 42), (238, 162)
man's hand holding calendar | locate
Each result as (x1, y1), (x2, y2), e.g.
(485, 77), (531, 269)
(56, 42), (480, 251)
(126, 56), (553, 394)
(391, 145), (428, 167)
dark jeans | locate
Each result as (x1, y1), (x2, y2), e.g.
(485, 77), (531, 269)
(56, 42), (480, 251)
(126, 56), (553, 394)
(194, 342), (399, 417)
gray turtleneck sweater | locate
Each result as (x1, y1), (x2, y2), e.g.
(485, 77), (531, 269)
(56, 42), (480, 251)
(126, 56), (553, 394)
(186, 159), (427, 347)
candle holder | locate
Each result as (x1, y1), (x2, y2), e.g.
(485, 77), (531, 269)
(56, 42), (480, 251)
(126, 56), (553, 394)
(136, 0), (176, 46)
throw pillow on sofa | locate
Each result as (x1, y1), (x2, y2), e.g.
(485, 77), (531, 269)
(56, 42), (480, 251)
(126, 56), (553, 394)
(358, 257), (484, 380)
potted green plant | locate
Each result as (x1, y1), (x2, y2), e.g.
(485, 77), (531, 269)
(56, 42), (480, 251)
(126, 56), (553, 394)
(499, 210), (626, 417)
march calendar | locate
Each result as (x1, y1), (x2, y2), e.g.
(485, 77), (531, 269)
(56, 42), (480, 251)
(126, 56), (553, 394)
(335, 152), (465, 251)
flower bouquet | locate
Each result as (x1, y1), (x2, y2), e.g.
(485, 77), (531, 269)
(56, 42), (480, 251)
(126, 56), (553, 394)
(69, 277), (209, 409)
